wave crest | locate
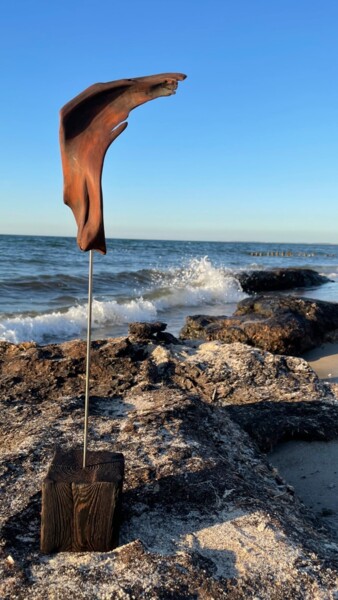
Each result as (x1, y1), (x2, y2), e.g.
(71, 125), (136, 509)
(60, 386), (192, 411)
(149, 257), (244, 308)
(0, 257), (246, 344)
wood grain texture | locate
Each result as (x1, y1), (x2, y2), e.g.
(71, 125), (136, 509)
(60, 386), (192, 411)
(40, 449), (124, 553)
(72, 482), (118, 551)
(41, 481), (73, 553)
(59, 73), (186, 254)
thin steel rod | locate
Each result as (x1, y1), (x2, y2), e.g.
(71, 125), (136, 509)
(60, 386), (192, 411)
(83, 249), (94, 468)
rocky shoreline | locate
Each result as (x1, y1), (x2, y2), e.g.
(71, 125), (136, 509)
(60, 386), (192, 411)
(1, 268), (338, 599)
(181, 294), (338, 355)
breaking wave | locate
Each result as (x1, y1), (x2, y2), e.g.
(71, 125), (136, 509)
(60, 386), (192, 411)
(0, 299), (158, 344)
(0, 257), (246, 344)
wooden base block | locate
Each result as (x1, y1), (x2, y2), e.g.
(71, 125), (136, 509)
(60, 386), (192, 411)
(41, 449), (124, 553)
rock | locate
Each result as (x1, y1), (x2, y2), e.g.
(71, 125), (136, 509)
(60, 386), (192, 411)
(1, 336), (338, 598)
(237, 268), (331, 294)
(128, 321), (180, 345)
(156, 330), (181, 345)
(177, 340), (332, 405)
(128, 320), (166, 340)
(180, 295), (338, 355)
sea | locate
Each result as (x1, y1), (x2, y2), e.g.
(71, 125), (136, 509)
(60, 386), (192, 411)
(0, 234), (337, 345)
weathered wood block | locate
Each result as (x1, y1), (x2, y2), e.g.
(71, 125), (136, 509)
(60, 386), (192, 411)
(41, 448), (124, 553)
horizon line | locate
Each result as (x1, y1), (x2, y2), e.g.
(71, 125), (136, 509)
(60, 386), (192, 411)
(0, 232), (337, 247)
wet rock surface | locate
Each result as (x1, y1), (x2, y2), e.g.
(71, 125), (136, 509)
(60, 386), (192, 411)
(1, 329), (338, 598)
(236, 268), (331, 294)
(180, 295), (338, 356)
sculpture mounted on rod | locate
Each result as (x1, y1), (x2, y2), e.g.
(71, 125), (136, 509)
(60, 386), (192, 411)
(59, 73), (186, 254)
(40, 73), (186, 553)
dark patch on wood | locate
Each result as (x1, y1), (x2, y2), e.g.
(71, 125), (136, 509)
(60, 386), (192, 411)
(41, 449), (124, 553)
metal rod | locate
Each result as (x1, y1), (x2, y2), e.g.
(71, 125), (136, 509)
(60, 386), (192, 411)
(83, 249), (94, 468)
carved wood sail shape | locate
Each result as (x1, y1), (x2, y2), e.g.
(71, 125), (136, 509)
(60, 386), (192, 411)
(60, 73), (186, 254)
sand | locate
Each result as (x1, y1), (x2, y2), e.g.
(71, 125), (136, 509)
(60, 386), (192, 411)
(270, 440), (338, 538)
(303, 341), (338, 383)
(268, 342), (338, 540)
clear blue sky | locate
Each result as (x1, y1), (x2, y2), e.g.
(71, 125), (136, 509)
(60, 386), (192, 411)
(1, 0), (337, 243)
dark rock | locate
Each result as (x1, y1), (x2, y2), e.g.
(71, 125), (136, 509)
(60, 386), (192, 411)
(179, 314), (224, 340)
(0, 337), (142, 405)
(237, 268), (331, 294)
(128, 321), (167, 341)
(128, 321), (180, 345)
(156, 330), (181, 345)
(226, 400), (338, 452)
(180, 295), (338, 355)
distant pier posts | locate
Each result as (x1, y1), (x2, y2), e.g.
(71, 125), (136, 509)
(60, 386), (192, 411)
(41, 449), (124, 553)
(249, 250), (316, 257)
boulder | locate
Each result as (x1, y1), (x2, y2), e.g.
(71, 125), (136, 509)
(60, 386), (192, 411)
(128, 321), (180, 345)
(237, 268), (331, 293)
(180, 295), (338, 355)
(1, 335), (338, 598)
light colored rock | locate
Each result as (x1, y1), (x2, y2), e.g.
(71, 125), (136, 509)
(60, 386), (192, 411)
(1, 336), (338, 598)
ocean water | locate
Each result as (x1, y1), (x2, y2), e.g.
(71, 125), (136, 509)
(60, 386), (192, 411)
(0, 234), (337, 345)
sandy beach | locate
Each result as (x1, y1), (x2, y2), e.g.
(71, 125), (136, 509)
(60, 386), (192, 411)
(270, 439), (338, 538)
(304, 341), (338, 383)
(268, 342), (338, 542)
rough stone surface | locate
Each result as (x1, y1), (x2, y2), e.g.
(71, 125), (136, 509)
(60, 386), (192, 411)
(1, 333), (338, 598)
(128, 321), (180, 345)
(236, 268), (331, 294)
(180, 295), (338, 356)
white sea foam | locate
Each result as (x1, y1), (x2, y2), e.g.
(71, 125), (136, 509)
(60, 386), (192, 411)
(153, 257), (245, 309)
(0, 257), (246, 344)
(0, 299), (158, 344)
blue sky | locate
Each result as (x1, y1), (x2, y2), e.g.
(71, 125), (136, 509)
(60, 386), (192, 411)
(1, 0), (337, 243)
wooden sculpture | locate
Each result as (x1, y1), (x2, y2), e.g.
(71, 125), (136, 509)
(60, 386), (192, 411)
(59, 73), (186, 254)
(41, 72), (186, 553)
